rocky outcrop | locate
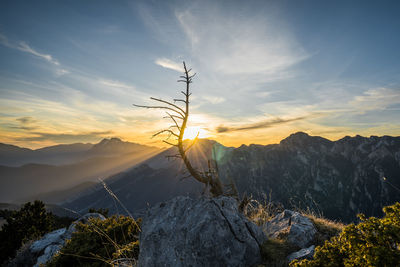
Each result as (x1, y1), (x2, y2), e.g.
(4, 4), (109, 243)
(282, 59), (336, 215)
(29, 213), (105, 266)
(287, 245), (315, 262)
(263, 210), (316, 248)
(139, 196), (266, 267)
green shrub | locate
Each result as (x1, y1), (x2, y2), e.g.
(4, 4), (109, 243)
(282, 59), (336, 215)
(0, 200), (67, 265)
(48, 215), (141, 267)
(88, 208), (109, 218)
(291, 202), (400, 267)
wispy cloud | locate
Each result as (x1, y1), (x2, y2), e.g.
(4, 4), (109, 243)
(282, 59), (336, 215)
(56, 69), (70, 76)
(350, 87), (400, 114)
(0, 33), (61, 67)
(202, 96), (225, 104)
(155, 58), (183, 72)
(16, 116), (37, 125)
(99, 79), (135, 90)
(175, 6), (308, 76)
(215, 116), (310, 133)
(15, 130), (113, 142)
(17, 42), (60, 65)
(5, 116), (39, 131)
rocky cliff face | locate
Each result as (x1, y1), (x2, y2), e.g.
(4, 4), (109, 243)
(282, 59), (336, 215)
(217, 132), (400, 222)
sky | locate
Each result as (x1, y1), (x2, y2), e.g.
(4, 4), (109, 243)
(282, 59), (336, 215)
(0, 0), (400, 149)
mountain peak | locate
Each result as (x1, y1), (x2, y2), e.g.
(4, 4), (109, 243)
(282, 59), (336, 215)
(98, 137), (122, 145)
(280, 131), (332, 148)
(280, 132), (310, 143)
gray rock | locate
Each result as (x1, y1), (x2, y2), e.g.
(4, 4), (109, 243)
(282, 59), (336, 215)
(263, 210), (316, 248)
(30, 228), (66, 253)
(139, 196), (266, 267)
(34, 244), (62, 267)
(287, 245), (315, 262)
(29, 212), (106, 266)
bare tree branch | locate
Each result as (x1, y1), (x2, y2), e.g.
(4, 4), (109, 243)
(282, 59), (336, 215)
(163, 140), (178, 147)
(153, 129), (179, 139)
(165, 112), (181, 131)
(132, 104), (185, 118)
(150, 97), (185, 114)
(173, 99), (186, 103)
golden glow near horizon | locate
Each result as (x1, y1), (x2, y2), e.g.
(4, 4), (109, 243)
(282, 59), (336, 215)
(183, 126), (207, 140)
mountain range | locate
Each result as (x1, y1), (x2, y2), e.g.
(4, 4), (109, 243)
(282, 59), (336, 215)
(0, 138), (161, 203)
(63, 133), (400, 222)
(1, 133), (399, 223)
(0, 137), (158, 167)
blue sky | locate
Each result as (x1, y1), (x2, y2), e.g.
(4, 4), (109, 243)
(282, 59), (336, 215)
(0, 0), (399, 148)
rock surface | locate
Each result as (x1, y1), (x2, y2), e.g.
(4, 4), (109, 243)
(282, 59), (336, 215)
(29, 212), (105, 267)
(35, 244), (63, 266)
(30, 228), (66, 254)
(263, 210), (316, 248)
(287, 245), (315, 262)
(139, 196), (266, 267)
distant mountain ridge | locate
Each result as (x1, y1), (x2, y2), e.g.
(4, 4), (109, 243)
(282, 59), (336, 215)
(0, 138), (158, 167)
(65, 133), (400, 222)
(0, 143), (92, 167)
(0, 138), (161, 203)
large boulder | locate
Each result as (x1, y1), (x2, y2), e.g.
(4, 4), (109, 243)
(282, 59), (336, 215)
(263, 210), (316, 248)
(139, 196), (266, 267)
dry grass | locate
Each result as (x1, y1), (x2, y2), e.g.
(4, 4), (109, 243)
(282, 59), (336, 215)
(245, 192), (284, 226)
(244, 194), (346, 266)
(303, 213), (345, 246)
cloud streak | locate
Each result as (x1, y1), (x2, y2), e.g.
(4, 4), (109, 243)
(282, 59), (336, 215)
(16, 116), (37, 125)
(350, 87), (400, 114)
(155, 58), (183, 72)
(15, 130), (113, 142)
(216, 116), (309, 133)
(0, 33), (60, 65)
(99, 79), (135, 90)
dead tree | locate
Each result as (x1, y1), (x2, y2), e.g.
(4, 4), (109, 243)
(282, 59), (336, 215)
(133, 62), (223, 197)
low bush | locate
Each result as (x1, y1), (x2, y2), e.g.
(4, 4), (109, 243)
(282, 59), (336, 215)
(291, 202), (400, 266)
(48, 215), (141, 266)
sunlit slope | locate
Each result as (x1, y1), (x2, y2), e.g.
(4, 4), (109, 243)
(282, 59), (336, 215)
(0, 139), (161, 203)
(64, 139), (233, 214)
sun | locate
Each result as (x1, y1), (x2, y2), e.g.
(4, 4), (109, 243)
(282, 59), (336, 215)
(183, 126), (206, 140)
